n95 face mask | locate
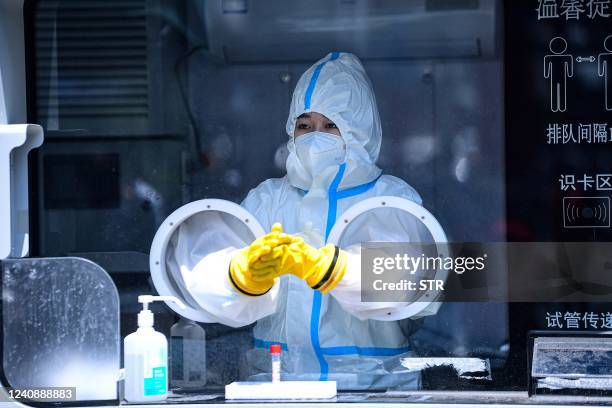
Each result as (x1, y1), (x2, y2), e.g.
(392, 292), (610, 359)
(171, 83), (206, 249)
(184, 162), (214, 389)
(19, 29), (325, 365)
(295, 131), (346, 176)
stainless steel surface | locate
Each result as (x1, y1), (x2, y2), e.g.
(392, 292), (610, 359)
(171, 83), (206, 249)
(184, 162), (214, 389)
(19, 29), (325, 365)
(117, 390), (612, 407)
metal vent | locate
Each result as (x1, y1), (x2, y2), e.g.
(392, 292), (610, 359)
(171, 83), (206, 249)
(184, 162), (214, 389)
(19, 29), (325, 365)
(35, 0), (148, 133)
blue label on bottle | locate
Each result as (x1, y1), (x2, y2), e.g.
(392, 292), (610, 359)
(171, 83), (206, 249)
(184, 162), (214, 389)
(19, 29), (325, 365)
(144, 367), (166, 396)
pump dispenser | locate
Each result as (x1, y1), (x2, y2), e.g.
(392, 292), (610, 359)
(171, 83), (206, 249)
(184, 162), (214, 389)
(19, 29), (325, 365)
(124, 295), (186, 403)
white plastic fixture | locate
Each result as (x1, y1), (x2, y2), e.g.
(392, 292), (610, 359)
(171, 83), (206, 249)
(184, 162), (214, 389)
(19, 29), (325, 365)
(225, 380), (337, 400)
(149, 199), (265, 322)
(327, 195), (449, 321)
(0, 124), (44, 259)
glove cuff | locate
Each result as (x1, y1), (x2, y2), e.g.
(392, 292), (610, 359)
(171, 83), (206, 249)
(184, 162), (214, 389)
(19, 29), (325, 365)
(228, 260), (274, 297)
(309, 245), (348, 294)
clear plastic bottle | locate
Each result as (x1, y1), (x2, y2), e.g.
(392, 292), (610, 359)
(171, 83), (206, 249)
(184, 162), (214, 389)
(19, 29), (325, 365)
(124, 295), (185, 403)
(170, 317), (207, 390)
(270, 344), (281, 383)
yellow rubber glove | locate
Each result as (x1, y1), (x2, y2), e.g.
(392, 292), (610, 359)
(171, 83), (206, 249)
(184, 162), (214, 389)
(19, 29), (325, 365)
(252, 233), (348, 294)
(249, 224), (301, 283)
(228, 223), (294, 296)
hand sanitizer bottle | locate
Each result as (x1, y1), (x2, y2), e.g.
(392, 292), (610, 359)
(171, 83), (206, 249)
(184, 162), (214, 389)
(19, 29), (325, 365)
(124, 295), (186, 403)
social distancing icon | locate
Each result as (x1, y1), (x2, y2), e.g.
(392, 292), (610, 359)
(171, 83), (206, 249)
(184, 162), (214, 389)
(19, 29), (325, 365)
(598, 34), (612, 111)
(544, 37), (573, 113)
(545, 35), (612, 112)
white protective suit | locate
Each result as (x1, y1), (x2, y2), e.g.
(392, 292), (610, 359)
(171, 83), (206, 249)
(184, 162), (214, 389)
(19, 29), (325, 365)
(176, 52), (430, 390)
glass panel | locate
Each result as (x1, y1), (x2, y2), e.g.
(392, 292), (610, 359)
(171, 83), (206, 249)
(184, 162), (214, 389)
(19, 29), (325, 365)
(2, 257), (120, 401)
(28, 0), (612, 392)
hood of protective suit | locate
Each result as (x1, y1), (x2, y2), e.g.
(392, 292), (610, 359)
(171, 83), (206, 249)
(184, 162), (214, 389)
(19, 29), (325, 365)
(286, 52), (383, 190)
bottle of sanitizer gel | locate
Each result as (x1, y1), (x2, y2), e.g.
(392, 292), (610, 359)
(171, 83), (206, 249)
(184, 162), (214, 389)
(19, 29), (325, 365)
(124, 295), (186, 403)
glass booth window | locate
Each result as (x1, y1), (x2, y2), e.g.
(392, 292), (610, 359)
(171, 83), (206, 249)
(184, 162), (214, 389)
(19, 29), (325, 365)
(29, 0), (502, 396)
(20, 0), (551, 396)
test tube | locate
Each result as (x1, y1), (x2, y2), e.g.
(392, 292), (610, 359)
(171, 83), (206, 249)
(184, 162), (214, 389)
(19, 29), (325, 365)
(270, 344), (281, 383)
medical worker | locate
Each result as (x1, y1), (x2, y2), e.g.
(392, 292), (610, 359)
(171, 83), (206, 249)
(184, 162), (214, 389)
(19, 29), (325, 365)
(183, 52), (428, 390)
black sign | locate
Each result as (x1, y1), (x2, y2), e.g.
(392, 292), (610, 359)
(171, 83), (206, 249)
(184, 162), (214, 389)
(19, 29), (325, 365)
(506, 1), (612, 242)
